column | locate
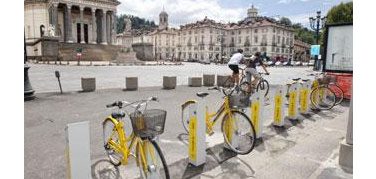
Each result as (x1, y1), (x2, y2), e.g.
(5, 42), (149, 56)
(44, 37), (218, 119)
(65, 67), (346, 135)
(101, 10), (108, 45)
(66, 4), (73, 42)
(52, 2), (59, 36)
(91, 8), (97, 44)
(80, 6), (85, 44)
(112, 11), (117, 44)
(106, 12), (110, 44)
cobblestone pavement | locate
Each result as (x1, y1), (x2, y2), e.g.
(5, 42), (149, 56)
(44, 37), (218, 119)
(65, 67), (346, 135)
(27, 62), (315, 93)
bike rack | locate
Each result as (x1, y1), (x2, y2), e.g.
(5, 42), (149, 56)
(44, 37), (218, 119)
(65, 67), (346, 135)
(188, 100), (206, 166)
(288, 83), (300, 120)
(273, 85), (287, 126)
(250, 91), (264, 139)
(300, 81), (312, 114)
(65, 121), (91, 179)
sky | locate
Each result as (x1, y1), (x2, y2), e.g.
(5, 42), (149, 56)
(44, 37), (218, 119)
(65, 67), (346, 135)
(117, 0), (353, 28)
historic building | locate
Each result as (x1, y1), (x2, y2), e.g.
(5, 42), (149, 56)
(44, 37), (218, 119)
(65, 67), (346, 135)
(144, 5), (295, 61)
(294, 39), (311, 62)
(25, 0), (120, 44)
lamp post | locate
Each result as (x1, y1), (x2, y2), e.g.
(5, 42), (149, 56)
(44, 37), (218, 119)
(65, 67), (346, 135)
(24, 31), (35, 101)
(309, 11), (326, 71)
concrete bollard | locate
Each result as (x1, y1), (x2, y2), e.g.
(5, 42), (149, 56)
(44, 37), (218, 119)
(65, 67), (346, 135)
(203, 74), (215, 86)
(188, 77), (202, 87)
(125, 77), (138, 91)
(81, 78), (96, 92)
(217, 74), (232, 87)
(163, 76), (177, 89)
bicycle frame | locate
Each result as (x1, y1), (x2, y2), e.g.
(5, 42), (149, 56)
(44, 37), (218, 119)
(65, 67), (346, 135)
(104, 116), (152, 171)
(204, 96), (233, 134)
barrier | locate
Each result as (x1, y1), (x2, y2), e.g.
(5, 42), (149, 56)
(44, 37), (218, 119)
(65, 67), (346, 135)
(188, 77), (203, 87)
(250, 91), (264, 138)
(203, 74), (215, 86)
(273, 86), (286, 126)
(300, 80), (311, 114)
(163, 76), (177, 89)
(65, 121), (91, 179)
(125, 77), (138, 91)
(81, 77), (96, 92)
(188, 99), (206, 166)
(288, 83), (299, 120)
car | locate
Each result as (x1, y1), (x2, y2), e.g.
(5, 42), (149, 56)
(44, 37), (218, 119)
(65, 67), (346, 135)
(275, 61), (282, 66)
(199, 59), (210, 64)
(294, 61), (302, 66)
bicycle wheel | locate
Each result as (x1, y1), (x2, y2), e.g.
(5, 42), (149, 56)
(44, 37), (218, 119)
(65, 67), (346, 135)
(137, 139), (170, 179)
(328, 83), (344, 105)
(221, 110), (256, 155)
(222, 76), (236, 96)
(103, 119), (122, 166)
(310, 86), (336, 110)
(256, 79), (269, 97)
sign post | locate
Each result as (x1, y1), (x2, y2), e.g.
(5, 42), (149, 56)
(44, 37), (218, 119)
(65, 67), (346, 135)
(273, 85), (286, 126)
(288, 83), (299, 120)
(250, 91), (264, 138)
(188, 100), (206, 166)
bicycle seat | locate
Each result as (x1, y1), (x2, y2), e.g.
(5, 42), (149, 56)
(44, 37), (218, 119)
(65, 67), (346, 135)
(292, 78), (301, 81)
(196, 92), (209, 98)
(111, 112), (126, 118)
(302, 79), (310, 82)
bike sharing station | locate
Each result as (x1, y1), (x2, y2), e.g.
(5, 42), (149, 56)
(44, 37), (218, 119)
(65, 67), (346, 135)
(250, 91), (264, 139)
(288, 83), (300, 120)
(273, 85), (287, 126)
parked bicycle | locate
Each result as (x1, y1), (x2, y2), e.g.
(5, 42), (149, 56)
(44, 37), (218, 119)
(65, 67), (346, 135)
(222, 67), (270, 97)
(103, 97), (170, 179)
(181, 86), (256, 154)
(308, 72), (344, 106)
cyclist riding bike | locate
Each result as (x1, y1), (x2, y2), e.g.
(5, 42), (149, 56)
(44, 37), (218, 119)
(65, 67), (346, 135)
(245, 52), (270, 93)
(228, 49), (246, 84)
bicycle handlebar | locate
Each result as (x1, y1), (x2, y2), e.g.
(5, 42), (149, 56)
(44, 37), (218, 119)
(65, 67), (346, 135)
(106, 96), (159, 109)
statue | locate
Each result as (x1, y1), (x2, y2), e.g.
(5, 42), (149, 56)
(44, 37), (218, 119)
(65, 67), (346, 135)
(47, 24), (56, 37)
(123, 18), (132, 33)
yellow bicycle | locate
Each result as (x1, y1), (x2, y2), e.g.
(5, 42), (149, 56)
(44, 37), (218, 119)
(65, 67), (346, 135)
(181, 86), (256, 154)
(103, 97), (170, 179)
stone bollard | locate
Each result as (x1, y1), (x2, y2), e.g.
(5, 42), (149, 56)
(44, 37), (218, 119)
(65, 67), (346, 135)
(203, 74), (215, 86)
(125, 77), (138, 91)
(217, 74), (232, 87)
(81, 78), (96, 92)
(163, 76), (177, 89)
(188, 77), (202, 87)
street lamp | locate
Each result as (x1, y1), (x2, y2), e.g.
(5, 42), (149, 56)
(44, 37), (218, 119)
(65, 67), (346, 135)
(309, 11), (326, 71)
(24, 31), (35, 101)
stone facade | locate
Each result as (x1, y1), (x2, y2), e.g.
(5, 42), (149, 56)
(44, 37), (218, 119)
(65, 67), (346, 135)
(24, 0), (120, 45)
(294, 39), (311, 62)
(141, 6), (295, 61)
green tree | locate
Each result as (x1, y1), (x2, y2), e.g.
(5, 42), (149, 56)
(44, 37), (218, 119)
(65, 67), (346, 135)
(326, 2), (353, 24)
(279, 17), (292, 26)
(116, 14), (158, 33)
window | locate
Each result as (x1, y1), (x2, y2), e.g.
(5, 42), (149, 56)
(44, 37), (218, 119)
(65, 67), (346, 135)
(273, 27), (276, 33)
(254, 29), (258, 33)
(210, 36), (213, 44)
(276, 48), (280, 52)
(262, 47), (266, 52)
(189, 31), (192, 34)
(254, 36), (258, 43)
(217, 36), (221, 43)
(272, 47), (275, 52)
(278, 36), (280, 44)
(231, 37), (235, 43)
(238, 37), (241, 44)
(200, 46), (204, 50)
(215, 47), (220, 51)
(201, 29), (204, 33)
(210, 29), (213, 33)
(195, 36), (198, 43)
(246, 29), (249, 34)
(238, 30), (241, 35)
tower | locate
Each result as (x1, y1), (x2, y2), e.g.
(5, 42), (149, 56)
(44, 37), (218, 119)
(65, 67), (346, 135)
(247, 5), (258, 18)
(159, 9), (168, 30)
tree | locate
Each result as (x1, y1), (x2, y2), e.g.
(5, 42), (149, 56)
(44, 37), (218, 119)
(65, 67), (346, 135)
(326, 2), (353, 24)
(279, 17), (292, 26)
(116, 14), (158, 33)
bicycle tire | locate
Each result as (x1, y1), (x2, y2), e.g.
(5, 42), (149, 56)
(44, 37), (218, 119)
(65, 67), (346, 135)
(256, 79), (269, 97)
(181, 107), (191, 134)
(222, 76), (236, 96)
(137, 139), (170, 179)
(310, 86), (336, 110)
(221, 110), (256, 155)
(103, 118), (122, 166)
(328, 83), (344, 105)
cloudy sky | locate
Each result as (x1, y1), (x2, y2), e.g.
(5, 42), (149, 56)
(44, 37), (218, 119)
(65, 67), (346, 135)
(117, 0), (353, 28)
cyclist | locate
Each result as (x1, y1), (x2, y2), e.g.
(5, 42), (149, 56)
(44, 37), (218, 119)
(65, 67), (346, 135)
(228, 49), (246, 84)
(245, 52), (270, 93)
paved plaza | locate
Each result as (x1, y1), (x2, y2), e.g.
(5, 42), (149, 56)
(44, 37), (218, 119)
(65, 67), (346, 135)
(25, 69), (352, 179)
(27, 62), (315, 93)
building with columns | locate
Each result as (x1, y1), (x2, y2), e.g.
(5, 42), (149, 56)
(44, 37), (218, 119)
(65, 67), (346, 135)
(24, 0), (120, 45)
(144, 6), (295, 61)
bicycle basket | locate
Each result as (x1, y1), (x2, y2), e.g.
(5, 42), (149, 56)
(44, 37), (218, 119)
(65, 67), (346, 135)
(229, 93), (250, 108)
(130, 109), (167, 138)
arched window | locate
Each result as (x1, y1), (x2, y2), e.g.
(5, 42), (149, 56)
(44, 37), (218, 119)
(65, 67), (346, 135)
(40, 25), (45, 37)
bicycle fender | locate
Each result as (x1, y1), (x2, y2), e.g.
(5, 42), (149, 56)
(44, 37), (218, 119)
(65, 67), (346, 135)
(181, 100), (198, 110)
